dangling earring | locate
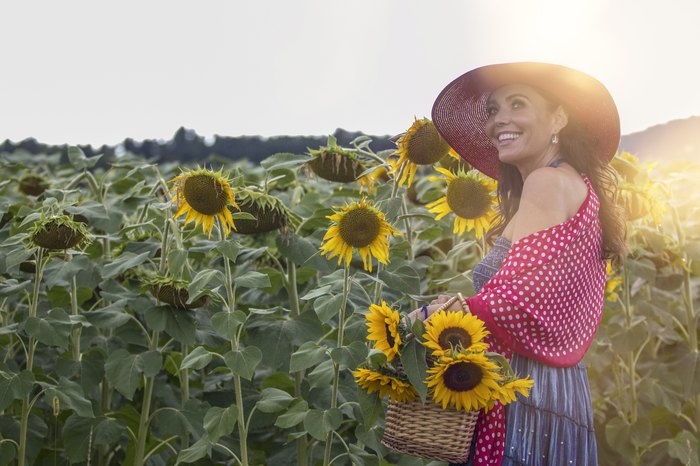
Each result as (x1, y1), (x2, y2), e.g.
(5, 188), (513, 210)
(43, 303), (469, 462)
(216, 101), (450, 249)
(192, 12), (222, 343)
(551, 133), (559, 145)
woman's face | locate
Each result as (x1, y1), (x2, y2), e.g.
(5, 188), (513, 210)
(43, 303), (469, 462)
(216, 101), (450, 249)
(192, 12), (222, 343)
(484, 84), (564, 170)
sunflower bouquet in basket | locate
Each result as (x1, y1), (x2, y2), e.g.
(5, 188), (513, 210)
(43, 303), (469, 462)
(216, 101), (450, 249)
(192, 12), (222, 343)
(353, 296), (533, 461)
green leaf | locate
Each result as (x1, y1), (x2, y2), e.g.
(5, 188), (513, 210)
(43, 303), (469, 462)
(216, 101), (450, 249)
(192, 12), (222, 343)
(104, 349), (143, 400)
(84, 299), (131, 329)
(62, 415), (94, 462)
(144, 305), (197, 345)
(93, 417), (123, 445)
(379, 265), (421, 294)
(215, 240), (240, 262)
(102, 251), (152, 280)
(276, 234), (334, 272)
(605, 416), (634, 459)
(181, 346), (214, 370)
(400, 339), (429, 402)
(667, 430), (699, 466)
(140, 351), (162, 378)
(224, 346), (263, 380)
(274, 399), (309, 429)
(308, 358), (334, 389)
(0, 370), (34, 411)
(23, 308), (73, 349)
(167, 249), (189, 279)
(256, 388), (294, 413)
(44, 377), (94, 418)
(303, 408), (342, 441)
(176, 436), (212, 464)
(300, 285), (333, 301)
(203, 406), (238, 443)
(290, 342), (328, 372)
(313, 293), (343, 324)
(235, 271), (271, 289)
(211, 311), (247, 339)
(676, 351), (700, 397)
(630, 417), (652, 447)
(187, 268), (223, 301)
(260, 152), (310, 171)
(330, 341), (369, 370)
(68, 146), (102, 169)
(357, 389), (382, 427)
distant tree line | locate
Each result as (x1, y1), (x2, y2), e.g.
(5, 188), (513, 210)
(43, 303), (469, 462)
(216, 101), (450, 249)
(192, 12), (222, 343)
(0, 127), (397, 166)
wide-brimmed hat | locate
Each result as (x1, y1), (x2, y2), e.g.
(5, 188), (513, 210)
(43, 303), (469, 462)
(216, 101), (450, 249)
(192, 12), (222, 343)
(431, 62), (620, 179)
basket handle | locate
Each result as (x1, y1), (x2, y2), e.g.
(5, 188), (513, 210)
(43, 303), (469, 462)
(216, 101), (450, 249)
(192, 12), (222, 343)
(404, 293), (469, 341)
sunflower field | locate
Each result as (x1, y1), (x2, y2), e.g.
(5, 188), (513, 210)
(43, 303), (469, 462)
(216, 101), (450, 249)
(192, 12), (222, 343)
(0, 118), (698, 466)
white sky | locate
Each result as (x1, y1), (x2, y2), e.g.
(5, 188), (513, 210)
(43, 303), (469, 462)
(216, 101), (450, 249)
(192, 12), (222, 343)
(1, 0), (699, 146)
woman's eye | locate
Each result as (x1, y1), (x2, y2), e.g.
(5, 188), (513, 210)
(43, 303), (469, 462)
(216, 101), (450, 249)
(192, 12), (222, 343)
(511, 99), (525, 109)
(486, 106), (498, 116)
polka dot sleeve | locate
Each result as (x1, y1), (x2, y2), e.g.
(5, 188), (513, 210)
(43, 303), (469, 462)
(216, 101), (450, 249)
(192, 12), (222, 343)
(466, 175), (607, 367)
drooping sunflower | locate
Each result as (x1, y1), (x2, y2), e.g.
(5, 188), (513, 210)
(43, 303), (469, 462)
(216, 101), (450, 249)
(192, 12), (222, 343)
(319, 198), (401, 272)
(168, 166), (239, 238)
(306, 136), (366, 183)
(426, 167), (498, 239)
(426, 352), (503, 411)
(423, 309), (489, 357)
(495, 377), (534, 405)
(230, 188), (299, 235)
(357, 166), (390, 194)
(389, 117), (456, 187)
(353, 368), (417, 403)
(365, 301), (401, 361)
(19, 174), (49, 196)
(30, 215), (91, 250)
(143, 275), (210, 310)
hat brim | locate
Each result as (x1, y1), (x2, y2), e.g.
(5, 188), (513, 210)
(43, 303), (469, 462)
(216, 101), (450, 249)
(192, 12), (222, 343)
(431, 62), (620, 179)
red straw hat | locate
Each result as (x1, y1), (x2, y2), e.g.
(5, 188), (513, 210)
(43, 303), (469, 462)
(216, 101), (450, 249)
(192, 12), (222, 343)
(431, 62), (620, 179)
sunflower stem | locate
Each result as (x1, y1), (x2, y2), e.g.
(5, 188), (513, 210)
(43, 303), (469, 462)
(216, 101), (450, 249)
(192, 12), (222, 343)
(218, 222), (248, 466)
(179, 344), (190, 450)
(84, 170), (104, 203)
(18, 248), (46, 466)
(285, 259), (309, 466)
(372, 263), (384, 303)
(159, 218), (171, 276)
(70, 275), (81, 361)
(133, 331), (159, 466)
(323, 267), (351, 466)
(622, 258), (638, 424)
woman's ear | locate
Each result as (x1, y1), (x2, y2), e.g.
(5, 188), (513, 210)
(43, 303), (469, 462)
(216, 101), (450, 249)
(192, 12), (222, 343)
(552, 105), (569, 133)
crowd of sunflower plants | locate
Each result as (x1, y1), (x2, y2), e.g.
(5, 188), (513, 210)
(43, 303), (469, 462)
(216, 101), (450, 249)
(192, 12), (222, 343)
(0, 115), (697, 466)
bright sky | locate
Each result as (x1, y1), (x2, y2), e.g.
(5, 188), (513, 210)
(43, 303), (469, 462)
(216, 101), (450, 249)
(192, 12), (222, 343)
(1, 0), (698, 146)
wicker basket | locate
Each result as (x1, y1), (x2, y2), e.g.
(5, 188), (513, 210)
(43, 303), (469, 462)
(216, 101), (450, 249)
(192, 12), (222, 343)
(381, 294), (479, 463)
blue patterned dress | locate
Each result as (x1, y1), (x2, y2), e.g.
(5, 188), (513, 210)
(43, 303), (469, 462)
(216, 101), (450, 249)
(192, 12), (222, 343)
(449, 236), (598, 466)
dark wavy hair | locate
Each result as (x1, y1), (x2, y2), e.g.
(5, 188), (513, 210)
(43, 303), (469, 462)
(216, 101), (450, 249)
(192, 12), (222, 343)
(487, 88), (627, 266)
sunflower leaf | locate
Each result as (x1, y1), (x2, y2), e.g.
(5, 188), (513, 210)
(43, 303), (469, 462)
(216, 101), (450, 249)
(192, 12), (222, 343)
(290, 341), (328, 372)
(203, 406), (238, 444)
(224, 346), (263, 380)
(313, 294), (343, 323)
(400, 339), (429, 402)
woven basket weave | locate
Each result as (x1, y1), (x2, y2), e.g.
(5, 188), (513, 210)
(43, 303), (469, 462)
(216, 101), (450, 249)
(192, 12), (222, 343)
(381, 294), (479, 463)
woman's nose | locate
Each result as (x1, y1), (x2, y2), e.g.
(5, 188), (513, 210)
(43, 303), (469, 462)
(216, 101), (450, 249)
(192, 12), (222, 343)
(493, 108), (510, 125)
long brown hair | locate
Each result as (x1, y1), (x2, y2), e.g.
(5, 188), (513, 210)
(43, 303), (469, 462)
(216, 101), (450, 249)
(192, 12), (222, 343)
(487, 89), (627, 265)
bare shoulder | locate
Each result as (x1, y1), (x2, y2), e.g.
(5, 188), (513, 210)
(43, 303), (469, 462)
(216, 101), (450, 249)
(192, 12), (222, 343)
(511, 167), (587, 243)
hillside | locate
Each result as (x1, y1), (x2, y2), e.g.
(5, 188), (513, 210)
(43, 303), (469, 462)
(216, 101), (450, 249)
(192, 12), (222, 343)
(619, 115), (700, 162)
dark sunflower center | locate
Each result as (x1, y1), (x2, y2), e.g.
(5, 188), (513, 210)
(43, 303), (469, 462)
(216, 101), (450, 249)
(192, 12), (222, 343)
(406, 122), (450, 165)
(446, 178), (491, 219)
(437, 327), (472, 351)
(384, 322), (396, 348)
(183, 174), (229, 215)
(338, 207), (381, 247)
(443, 362), (483, 392)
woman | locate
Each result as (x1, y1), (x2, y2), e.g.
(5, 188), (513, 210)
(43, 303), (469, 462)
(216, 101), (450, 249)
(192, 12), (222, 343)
(407, 63), (626, 465)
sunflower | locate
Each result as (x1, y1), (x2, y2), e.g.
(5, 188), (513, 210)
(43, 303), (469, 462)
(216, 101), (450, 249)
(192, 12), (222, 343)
(231, 188), (299, 235)
(365, 301), (401, 361)
(495, 377), (534, 405)
(357, 166), (390, 194)
(426, 352), (503, 411)
(30, 215), (91, 250)
(605, 261), (623, 302)
(168, 166), (239, 238)
(19, 174), (49, 196)
(319, 198), (401, 272)
(353, 368), (417, 403)
(144, 275), (210, 310)
(426, 167), (498, 239)
(423, 309), (489, 357)
(307, 137), (366, 183)
(389, 117), (456, 187)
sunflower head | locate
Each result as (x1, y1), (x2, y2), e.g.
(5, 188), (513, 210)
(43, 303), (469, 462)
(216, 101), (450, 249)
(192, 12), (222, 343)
(426, 168), (498, 239)
(143, 275), (210, 310)
(605, 261), (623, 302)
(19, 175), (50, 197)
(389, 118), (453, 187)
(168, 166), (238, 238)
(319, 198), (401, 272)
(307, 136), (366, 183)
(365, 301), (402, 361)
(611, 151), (641, 183)
(426, 352), (503, 411)
(353, 368), (417, 403)
(423, 310), (489, 357)
(229, 188), (298, 235)
(495, 376), (534, 405)
(30, 215), (90, 250)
